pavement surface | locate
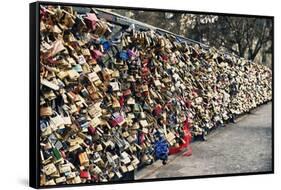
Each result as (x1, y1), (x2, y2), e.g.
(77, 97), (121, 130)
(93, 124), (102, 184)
(135, 102), (273, 179)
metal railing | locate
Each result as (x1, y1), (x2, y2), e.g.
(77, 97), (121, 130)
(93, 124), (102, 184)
(72, 6), (254, 63)
(93, 8), (254, 63)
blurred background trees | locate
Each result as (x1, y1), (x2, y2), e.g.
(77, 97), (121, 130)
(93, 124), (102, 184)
(107, 9), (273, 68)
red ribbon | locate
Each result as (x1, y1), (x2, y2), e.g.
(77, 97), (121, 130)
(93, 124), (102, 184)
(169, 118), (192, 157)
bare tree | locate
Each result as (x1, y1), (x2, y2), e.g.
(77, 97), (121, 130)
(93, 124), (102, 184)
(185, 16), (272, 62)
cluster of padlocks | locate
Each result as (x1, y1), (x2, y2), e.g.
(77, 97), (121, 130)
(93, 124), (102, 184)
(39, 5), (272, 186)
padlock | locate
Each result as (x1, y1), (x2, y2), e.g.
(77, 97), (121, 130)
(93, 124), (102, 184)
(55, 176), (66, 184)
(79, 152), (89, 166)
(44, 163), (57, 176)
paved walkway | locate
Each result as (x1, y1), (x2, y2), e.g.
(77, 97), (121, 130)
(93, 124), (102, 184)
(136, 102), (272, 179)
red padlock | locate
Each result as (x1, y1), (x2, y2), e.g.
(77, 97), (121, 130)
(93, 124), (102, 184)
(88, 125), (96, 135)
(153, 104), (162, 116)
(80, 170), (90, 179)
